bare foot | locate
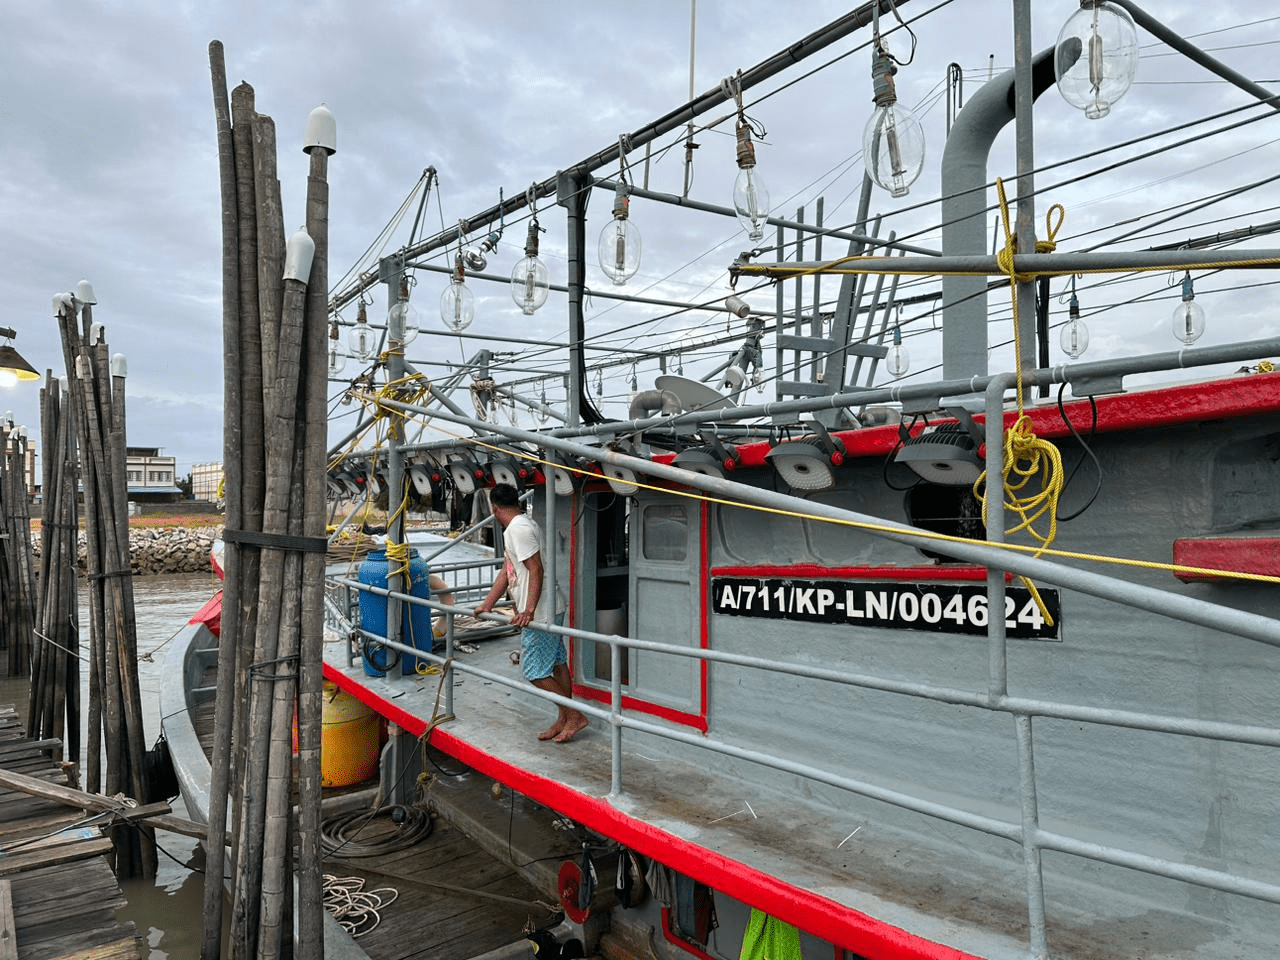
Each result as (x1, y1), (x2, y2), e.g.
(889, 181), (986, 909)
(553, 714), (588, 744)
(538, 722), (563, 741)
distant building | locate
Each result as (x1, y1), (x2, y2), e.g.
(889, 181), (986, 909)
(125, 446), (183, 502)
(21, 443), (36, 498)
(192, 461), (223, 503)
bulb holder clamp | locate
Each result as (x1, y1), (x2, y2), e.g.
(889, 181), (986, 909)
(871, 52), (899, 106)
(735, 121), (757, 169)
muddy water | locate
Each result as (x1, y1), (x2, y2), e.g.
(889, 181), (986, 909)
(94, 572), (223, 959)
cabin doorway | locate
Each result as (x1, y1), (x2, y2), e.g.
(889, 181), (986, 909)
(576, 491), (706, 727)
(627, 493), (704, 720)
(580, 491), (630, 685)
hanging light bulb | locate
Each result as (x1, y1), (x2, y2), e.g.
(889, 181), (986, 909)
(463, 231), (501, 272)
(1172, 271), (1206, 345)
(328, 343), (346, 375)
(863, 42), (925, 198)
(1060, 292), (1090, 359)
(598, 184), (641, 285)
(538, 384), (549, 424)
(886, 326), (910, 378)
(595, 368), (604, 396)
(389, 277), (420, 345)
(327, 319), (346, 375)
(440, 255), (475, 332)
(629, 364), (638, 392)
(348, 301), (376, 360)
(1055, 0), (1139, 120)
(732, 120), (771, 242)
(511, 217), (551, 315)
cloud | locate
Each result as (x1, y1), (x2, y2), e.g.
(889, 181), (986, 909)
(2, 0), (1276, 480)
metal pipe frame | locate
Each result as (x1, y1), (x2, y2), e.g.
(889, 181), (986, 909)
(736, 245), (1280, 281)
(591, 177), (941, 258)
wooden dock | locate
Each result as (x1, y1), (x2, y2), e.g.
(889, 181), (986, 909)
(0, 705), (143, 960)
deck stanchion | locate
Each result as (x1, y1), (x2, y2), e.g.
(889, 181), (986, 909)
(610, 640), (623, 798)
(443, 612), (455, 719)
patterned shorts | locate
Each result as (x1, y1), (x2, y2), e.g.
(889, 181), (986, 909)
(521, 624), (567, 681)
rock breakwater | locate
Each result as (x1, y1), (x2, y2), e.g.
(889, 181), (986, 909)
(34, 526), (221, 576)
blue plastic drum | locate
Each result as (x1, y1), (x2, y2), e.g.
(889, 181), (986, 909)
(357, 548), (434, 676)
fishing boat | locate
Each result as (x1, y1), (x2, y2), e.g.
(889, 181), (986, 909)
(175, 2), (1280, 957)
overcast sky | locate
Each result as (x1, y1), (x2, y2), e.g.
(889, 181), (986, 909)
(2, 1), (1277, 477)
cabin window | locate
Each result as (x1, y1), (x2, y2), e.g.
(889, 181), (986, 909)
(641, 504), (687, 561)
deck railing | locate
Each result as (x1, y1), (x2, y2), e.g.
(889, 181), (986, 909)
(328, 334), (1280, 960)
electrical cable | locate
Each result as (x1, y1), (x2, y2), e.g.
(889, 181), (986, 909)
(320, 804), (433, 859)
(1054, 383), (1103, 523)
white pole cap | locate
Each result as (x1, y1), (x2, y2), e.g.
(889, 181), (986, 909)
(303, 102), (337, 155)
(283, 226), (316, 281)
(76, 279), (98, 304)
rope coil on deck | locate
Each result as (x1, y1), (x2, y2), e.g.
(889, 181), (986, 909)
(322, 874), (400, 938)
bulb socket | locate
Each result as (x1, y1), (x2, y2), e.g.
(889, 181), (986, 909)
(735, 121), (757, 169)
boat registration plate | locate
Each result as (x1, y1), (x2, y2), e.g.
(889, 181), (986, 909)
(710, 577), (1060, 640)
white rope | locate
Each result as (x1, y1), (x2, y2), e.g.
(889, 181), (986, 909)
(323, 873), (400, 938)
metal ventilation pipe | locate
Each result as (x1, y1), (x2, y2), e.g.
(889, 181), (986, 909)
(627, 389), (683, 420)
(939, 43), (1074, 379)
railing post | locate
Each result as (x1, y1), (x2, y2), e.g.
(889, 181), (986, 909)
(609, 639), (623, 798)
(984, 373), (1013, 701)
(443, 610), (455, 719)
(1015, 714), (1049, 959)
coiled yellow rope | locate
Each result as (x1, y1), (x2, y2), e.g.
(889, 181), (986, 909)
(972, 178), (1070, 625)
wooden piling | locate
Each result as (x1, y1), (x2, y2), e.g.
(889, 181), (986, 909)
(52, 301), (154, 879)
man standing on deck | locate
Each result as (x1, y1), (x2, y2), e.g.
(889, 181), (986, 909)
(476, 483), (588, 743)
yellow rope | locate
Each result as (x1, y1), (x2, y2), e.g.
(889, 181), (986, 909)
(390, 402), (1280, 588)
(969, 180), (1071, 625)
(383, 538), (411, 579)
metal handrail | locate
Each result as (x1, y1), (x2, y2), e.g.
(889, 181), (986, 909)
(334, 578), (1280, 910)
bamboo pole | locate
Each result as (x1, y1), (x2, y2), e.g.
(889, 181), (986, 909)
(30, 379), (61, 746)
(52, 303), (153, 878)
(229, 79), (266, 881)
(54, 304), (108, 796)
(295, 133), (332, 960)
(106, 348), (155, 877)
(82, 328), (134, 875)
(202, 40), (239, 960)
(256, 270), (309, 960)
(230, 109), (290, 960)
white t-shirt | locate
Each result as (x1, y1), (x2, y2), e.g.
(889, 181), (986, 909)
(503, 513), (550, 622)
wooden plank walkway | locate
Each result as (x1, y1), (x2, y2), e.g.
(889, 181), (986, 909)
(0, 705), (143, 960)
